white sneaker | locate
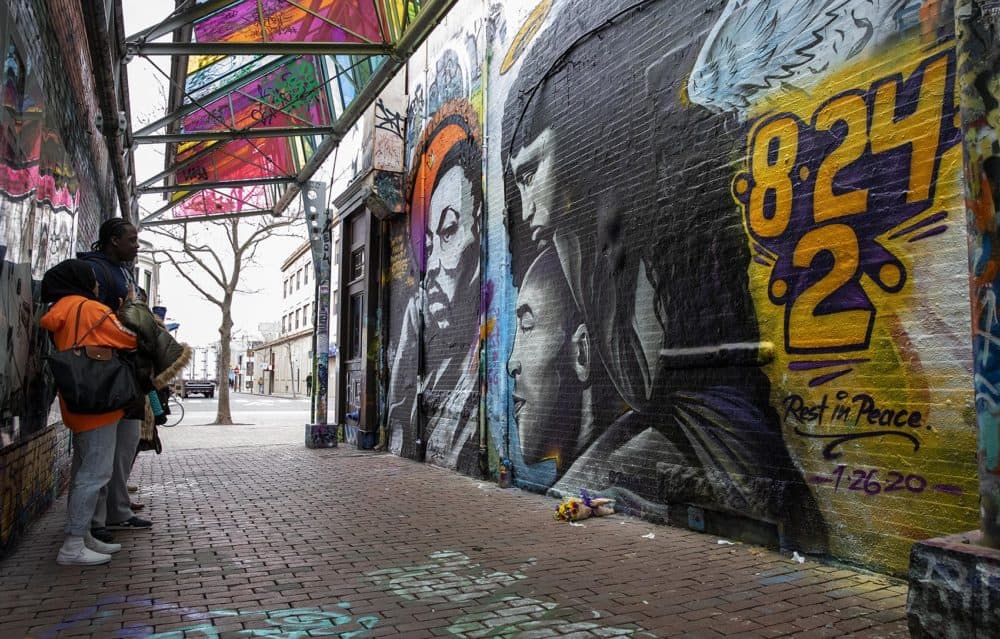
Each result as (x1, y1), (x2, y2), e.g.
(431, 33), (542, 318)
(84, 532), (122, 554)
(57, 537), (111, 566)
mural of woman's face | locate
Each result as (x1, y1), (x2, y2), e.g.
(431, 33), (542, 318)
(507, 250), (580, 466)
(509, 128), (555, 246)
(425, 165), (479, 330)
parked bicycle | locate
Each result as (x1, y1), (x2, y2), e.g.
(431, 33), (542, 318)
(162, 395), (184, 427)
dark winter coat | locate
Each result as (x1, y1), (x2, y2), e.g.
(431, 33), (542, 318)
(117, 301), (191, 391)
(77, 250), (135, 310)
(116, 301), (191, 449)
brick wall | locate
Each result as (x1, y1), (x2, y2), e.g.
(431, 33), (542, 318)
(373, 0), (985, 574)
(385, 2), (486, 476)
(0, 0), (118, 557)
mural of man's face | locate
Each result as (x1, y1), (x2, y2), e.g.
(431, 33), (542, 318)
(507, 249), (583, 466)
(425, 165), (479, 330)
(509, 128), (555, 246)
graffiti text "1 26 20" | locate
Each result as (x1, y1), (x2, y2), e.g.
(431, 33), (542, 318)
(821, 465), (926, 495)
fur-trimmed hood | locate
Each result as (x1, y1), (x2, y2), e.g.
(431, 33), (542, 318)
(155, 342), (192, 389)
(117, 301), (192, 390)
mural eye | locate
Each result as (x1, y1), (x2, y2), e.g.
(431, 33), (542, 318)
(519, 309), (535, 332)
(518, 169), (536, 187)
(438, 207), (460, 243)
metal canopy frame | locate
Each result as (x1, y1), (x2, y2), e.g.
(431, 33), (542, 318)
(130, 0), (458, 227)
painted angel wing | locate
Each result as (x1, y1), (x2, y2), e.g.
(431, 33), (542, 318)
(687, 0), (917, 117)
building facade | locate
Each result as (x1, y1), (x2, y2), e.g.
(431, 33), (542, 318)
(248, 242), (322, 398)
(134, 238), (160, 305)
(325, 0), (1000, 575)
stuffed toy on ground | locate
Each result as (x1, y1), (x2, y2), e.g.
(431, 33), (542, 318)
(555, 489), (615, 522)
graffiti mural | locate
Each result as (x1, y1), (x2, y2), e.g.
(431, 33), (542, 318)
(0, 16), (77, 450)
(388, 101), (483, 470)
(348, 0), (989, 573)
(493, 0), (832, 553)
(387, 5), (486, 474)
(0, 0), (111, 559)
(681, 0), (977, 570)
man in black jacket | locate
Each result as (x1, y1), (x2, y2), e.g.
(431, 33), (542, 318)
(78, 218), (152, 540)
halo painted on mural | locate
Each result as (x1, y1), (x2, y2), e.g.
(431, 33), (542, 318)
(500, 0), (552, 75)
(408, 101), (481, 273)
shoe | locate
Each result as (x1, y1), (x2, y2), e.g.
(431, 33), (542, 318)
(57, 537), (111, 566)
(130, 501), (145, 511)
(127, 484), (138, 493)
(107, 516), (152, 530)
(84, 532), (122, 554)
(90, 527), (114, 543)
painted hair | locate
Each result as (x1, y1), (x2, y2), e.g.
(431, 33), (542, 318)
(408, 102), (483, 274)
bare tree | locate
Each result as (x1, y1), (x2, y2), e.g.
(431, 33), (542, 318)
(146, 213), (304, 424)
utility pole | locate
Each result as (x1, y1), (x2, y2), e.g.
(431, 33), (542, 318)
(303, 182), (335, 448)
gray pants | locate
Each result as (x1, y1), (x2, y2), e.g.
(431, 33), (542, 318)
(66, 422), (118, 536)
(90, 418), (141, 528)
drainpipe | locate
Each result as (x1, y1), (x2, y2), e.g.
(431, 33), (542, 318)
(415, 45), (430, 464)
(378, 217), (391, 449)
(477, 3), (491, 479)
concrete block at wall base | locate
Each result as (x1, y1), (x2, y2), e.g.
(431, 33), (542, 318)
(343, 423), (376, 450)
(907, 530), (1000, 638)
(305, 424), (338, 449)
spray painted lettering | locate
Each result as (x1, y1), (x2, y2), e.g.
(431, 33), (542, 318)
(783, 390), (925, 459)
(734, 49), (960, 356)
(809, 464), (964, 497)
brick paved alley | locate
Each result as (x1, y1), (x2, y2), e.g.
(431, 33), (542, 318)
(0, 430), (911, 638)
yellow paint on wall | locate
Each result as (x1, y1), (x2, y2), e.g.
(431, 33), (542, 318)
(738, 38), (977, 573)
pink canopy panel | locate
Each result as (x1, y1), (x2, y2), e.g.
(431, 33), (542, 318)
(171, 183), (273, 218)
(175, 137), (298, 186)
(193, 0), (388, 44)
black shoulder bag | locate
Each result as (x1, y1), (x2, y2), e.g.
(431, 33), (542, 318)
(46, 300), (142, 414)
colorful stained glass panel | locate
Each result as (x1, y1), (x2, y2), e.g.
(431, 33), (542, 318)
(170, 183), (273, 218)
(181, 56), (332, 132)
(175, 137), (296, 186)
(193, 0), (385, 44)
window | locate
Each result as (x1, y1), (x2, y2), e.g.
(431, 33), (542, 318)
(304, 264), (309, 285)
(282, 316), (287, 332)
(295, 309), (300, 328)
(348, 292), (364, 359)
(350, 247), (365, 282)
(297, 270), (302, 289)
(304, 303), (310, 324)
(283, 280), (287, 298)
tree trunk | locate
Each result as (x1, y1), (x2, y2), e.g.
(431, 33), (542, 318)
(215, 307), (234, 425)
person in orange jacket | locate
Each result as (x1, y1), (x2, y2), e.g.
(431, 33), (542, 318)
(40, 259), (138, 566)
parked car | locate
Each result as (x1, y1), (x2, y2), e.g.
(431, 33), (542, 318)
(180, 379), (216, 399)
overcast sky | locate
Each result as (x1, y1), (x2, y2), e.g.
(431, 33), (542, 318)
(123, 3), (311, 349)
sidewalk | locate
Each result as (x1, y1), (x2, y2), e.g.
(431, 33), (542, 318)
(0, 442), (910, 638)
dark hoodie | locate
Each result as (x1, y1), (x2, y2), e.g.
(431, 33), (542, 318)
(77, 250), (135, 310)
